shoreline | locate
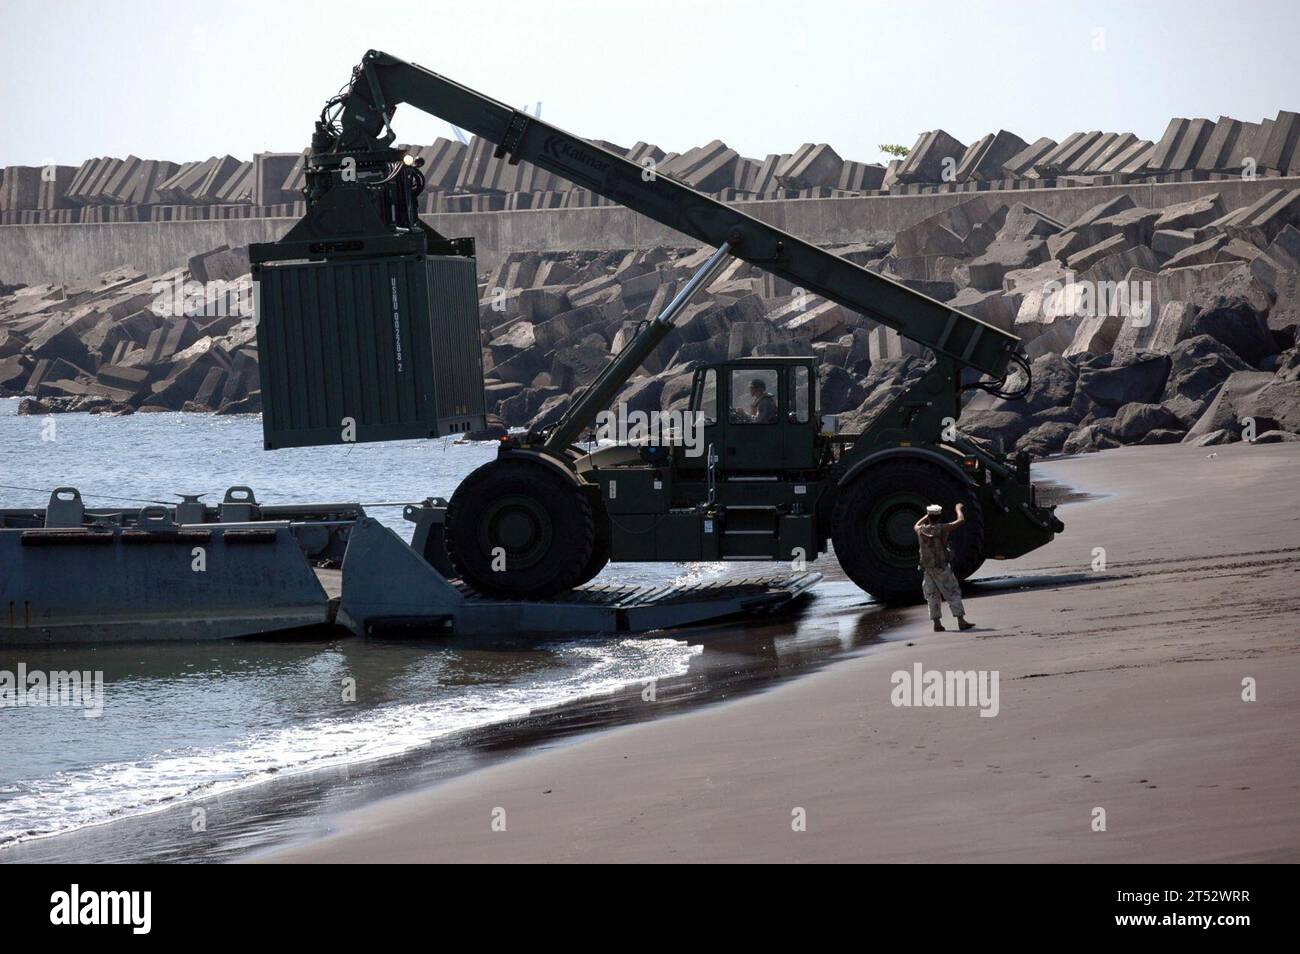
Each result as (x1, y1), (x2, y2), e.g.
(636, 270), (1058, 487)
(1, 567), (899, 863)
(258, 442), (1300, 863)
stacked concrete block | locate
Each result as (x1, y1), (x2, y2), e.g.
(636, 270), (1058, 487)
(748, 154), (785, 194)
(1002, 137), (1057, 178)
(955, 130), (1029, 183)
(625, 141), (667, 167)
(214, 161), (255, 204)
(1162, 234), (1232, 269)
(725, 156), (760, 195)
(1147, 118), (1217, 173)
(63, 157), (126, 205)
(1092, 205), (1162, 248)
(64, 158), (105, 205)
(1248, 224), (1300, 288)
(864, 323), (926, 362)
(947, 285), (1024, 332)
(1151, 230), (1194, 260)
(1205, 187), (1300, 246)
(966, 238), (1050, 290)
(1046, 193), (1137, 261)
(181, 156), (244, 204)
(781, 300), (850, 340)
(893, 129), (967, 185)
(1195, 118), (1259, 173)
(1031, 132), (1110, 176)
(528, 191), (565, 210)
(0, 166), (43, 211)
(253, 152), (304, 207)
(512, 158), (564, 194)
(1152, 192), (1224, 233)
(455, 136), (516, 193)
(1247, 225), (1300, 339)
(33, 166), (77, 210)
(660, 140), (740, 193)
(97, 157), (143, 204)
(187, 245), (250, 285)
(1073, 133), (1133, 174)
(875, 159), (901, 191)
(1258, 110), (1300, 175)
(155, 160), (207, 203)
(775, 144), (844, 190)
(562, 190), (603, 209)
(277, 152), (311, 197)
(106, 159), (178, 206)
(84, 159), (128, 203)
(997, 202), (1065, 242)
(835, 160), (886, 192)
(1092, 139), (1153, 176)
(414, 139), (469, 191)
(1064, 233), (1130, 273)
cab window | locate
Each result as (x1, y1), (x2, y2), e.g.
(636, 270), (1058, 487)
(694, 368), (718, 424)
(730, 369), (779, 424)
(788, 365), (810, 423)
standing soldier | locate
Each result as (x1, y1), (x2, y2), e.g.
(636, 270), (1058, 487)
(914, 503), (975, 632)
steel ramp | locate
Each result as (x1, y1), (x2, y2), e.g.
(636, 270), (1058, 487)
(340, 518), (819, 638)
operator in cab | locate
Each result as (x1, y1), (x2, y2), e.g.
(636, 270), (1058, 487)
(748, 378), (778, 423)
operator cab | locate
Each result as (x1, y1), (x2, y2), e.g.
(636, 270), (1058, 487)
(683, 357), (819, 472)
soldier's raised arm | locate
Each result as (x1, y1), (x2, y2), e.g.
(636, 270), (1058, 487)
(943, 503), (966, 538)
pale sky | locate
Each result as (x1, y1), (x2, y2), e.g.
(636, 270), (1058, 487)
(2, 0), (1298, 168)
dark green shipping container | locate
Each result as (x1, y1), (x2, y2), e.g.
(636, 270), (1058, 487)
(253, 254), (486, 450)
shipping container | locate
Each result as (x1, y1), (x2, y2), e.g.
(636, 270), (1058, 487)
(253, 254), (486, 449)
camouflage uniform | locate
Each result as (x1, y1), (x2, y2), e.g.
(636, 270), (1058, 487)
(751, 393), (777, 423)
(916, 520), (964, 621)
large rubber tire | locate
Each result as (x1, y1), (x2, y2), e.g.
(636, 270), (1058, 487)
(445, 457), (595, 599)
(831, 458), (985, 604)
(568, 493), (611, 589)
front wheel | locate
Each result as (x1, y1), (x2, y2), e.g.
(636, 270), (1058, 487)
(445, 457), (595, 599)
(569, 493), (611, 589)
(831, 457), (984, 603)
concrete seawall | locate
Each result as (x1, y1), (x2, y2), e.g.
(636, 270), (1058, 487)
(2, 175), (1296, 285)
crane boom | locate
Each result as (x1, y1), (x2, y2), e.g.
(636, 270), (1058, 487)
(331, 51), (1019, 381)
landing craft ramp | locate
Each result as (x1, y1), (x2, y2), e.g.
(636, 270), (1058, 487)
(0, 486), (818, 646)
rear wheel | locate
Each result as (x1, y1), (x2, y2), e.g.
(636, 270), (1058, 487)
(831, 457), (984, 603)
(446, 457), (595, 598)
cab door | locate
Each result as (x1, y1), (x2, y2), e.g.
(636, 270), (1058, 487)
(677, 366), (720, 473)
(782, 363), (817, 471)
(724, 367), (781, 472)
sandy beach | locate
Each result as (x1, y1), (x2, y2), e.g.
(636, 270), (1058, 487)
(261, 442), (1300, 863)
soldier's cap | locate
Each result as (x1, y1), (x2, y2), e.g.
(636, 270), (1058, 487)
(925, 504), (943, 515)
(750, 379), (767, 391)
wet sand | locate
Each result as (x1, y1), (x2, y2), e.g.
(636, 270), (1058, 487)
(261, 443), (1300, 863)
